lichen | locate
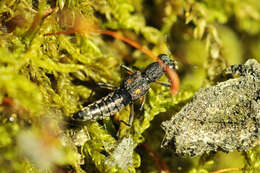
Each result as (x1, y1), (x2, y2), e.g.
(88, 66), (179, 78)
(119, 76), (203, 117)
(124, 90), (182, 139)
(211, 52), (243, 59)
(161, 59), (259, 157)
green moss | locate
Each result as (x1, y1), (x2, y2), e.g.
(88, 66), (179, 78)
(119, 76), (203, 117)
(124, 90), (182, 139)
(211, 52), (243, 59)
(0, 0), (259, 172)
(243, 145), (260, 173)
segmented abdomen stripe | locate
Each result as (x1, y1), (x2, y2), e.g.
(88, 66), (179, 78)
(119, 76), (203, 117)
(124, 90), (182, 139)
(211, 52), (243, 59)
(85, 89), (128, 120)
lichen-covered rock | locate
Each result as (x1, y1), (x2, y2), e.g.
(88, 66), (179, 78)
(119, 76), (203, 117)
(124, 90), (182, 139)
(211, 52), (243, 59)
(161, 59), (260, 156)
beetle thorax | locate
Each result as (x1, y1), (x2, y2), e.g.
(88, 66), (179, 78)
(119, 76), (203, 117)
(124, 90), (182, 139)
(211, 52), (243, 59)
(144, 62), (164, 82)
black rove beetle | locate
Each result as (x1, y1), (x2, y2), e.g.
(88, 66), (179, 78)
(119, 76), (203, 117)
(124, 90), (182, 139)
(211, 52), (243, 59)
(72, 54), (176, 125)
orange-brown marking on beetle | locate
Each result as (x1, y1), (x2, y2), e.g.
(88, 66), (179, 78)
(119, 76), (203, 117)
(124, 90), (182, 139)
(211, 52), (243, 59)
(135, 89), (141, 95)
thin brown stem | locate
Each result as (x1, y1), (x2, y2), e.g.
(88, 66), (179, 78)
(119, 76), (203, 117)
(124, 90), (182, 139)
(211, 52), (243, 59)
(210, 168), (242, 173)
(142, 143), (170, 173)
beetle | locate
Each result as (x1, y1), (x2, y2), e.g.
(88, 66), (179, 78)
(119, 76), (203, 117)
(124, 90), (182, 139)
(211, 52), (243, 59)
(72, 54), (176, 125)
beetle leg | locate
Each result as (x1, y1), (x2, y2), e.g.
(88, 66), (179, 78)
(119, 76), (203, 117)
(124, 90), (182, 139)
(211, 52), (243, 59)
(119, 103), (134, 127)
(120, 64), (135, 74)
(97, 82), (117, 90)
(139, 95), (146, 111)
(155, 81), (171, 87)
(129, 103), (135, 126)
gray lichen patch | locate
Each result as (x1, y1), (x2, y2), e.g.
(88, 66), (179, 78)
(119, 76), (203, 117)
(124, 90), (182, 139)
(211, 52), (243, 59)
(161, 59), (260, 157)
(104, 135), (135, 171)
